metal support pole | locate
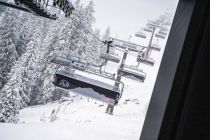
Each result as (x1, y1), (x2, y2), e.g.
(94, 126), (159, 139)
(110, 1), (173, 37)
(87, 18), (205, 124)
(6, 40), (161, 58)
(145, 27), (156, 58)
(106, 50), (128, 115)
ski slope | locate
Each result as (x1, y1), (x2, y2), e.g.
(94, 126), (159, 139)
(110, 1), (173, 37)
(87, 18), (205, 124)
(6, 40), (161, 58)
(0, 36), (167, 140)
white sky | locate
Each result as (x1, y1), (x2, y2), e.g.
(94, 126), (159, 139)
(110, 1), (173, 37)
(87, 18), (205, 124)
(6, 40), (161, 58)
(79, 0), (179, 41)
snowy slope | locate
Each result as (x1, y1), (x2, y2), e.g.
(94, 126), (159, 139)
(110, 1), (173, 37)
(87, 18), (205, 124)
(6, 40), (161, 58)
(0, 28), (168, 140)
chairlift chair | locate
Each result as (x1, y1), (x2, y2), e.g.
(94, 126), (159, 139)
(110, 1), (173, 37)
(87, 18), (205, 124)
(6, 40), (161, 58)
(135, 29), (147, 38)
(156, 19), (164, 24)
(122, 43), (138, 51)
(149, 44), (161, 51)
(51, 55), (88, 71)
(51, 55), (115, 79)
(114, 43), (127, 50)
(137, 55), (155, 66)
(100, 53), (121, 63)
(155, 33), (166, 39)
(165, 21), (172, 26)
(127, 47), (139, 52)
(160, 27), (169, 32)
(147, 20), (161, 26)
(159, 30), (168, 36)
(143, 27), (153, 33)
(53, 70), (124, 105)
(85, 66), (115, 80)
(118, 66), (146, 82)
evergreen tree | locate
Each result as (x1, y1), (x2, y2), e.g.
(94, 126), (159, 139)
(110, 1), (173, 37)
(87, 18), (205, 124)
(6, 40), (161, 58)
(85, 28), (103, 64)
(40, 0), (97, 103)
(0, 0), (7, 16)
(16, 13), (41, 56)
(102, 27), (111, 41)
(0, 18), (47, 122)
(0, 93), (20, 123)
(0, 9), (21, 89)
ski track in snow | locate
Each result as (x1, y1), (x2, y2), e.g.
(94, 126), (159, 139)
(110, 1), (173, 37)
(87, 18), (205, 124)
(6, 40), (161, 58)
(0, 35), (167, 140)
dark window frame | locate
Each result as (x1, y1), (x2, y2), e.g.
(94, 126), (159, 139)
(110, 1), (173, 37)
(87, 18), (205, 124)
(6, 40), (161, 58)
(140, 0), (210, 139)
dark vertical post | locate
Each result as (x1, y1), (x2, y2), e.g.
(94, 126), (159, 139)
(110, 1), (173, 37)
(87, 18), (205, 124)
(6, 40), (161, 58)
(145, 27), (156, 58)
(106, 50), (128, 115)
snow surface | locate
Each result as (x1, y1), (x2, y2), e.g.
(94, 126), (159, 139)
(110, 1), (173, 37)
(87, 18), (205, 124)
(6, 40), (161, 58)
(0, 38), (167, 140)
(0, 12), (170, 140)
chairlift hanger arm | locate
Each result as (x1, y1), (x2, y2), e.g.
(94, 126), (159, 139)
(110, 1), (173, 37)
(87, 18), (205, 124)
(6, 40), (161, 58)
(0, 0), (30, 13)
(0, 0), (57, 20)
(109, 37), (148, 49)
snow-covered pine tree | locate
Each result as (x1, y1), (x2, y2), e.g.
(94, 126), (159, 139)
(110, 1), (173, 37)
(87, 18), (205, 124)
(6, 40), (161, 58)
(13, 18), (50, 106)
(15, 13), (41, 56)
(0, 0), (7, 16)
(0, 62), (25, 123)
(0, 17), (47, 122)
(102, 27), (111, 41)
(39, 0), (97, 103)
(77, 0), (96, 58)
(0, 92), (20, 123)
(85, 28), (103, 65)
(0, 9), (21, 89)
(30, 18), (68, 104)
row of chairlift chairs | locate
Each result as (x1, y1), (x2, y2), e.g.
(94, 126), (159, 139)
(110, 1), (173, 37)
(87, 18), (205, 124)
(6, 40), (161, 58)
(50, 13), (169, 107)
(1, 0), (171, 109)
(51, 40), (148, 105)
(51, 46), (123, 105)
(134, 24), (169, 66)
(51, 16), (169, 106)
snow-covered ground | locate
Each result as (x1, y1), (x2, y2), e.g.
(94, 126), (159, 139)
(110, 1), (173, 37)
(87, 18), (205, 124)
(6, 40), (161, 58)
(0, 34), (167, 140)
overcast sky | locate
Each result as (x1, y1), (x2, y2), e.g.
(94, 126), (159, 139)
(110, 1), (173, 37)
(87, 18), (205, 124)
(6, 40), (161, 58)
(77, 0), (179, 41)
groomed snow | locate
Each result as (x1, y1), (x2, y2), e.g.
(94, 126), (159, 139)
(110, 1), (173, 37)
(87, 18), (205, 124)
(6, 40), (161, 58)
(0, 40), (166, 140)
(0, 17), (170, 140)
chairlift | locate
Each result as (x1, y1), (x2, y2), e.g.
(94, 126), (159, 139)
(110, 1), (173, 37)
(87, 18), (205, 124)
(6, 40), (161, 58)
(51, 55), (115, 79)
(53, 70), (124, 105)
(149, 44), (161, 51)
(160, 27), (169, 32)
(115, 42), (139, 52)
(114, 43), (127, 50)
(135, 32), (146, 38)
(146, 22), (158, 28)
(165, 21), (172, 26)
(110, 37), (147, 52)
(143, 27), (153, 33)
(118, 65), (146, 82)
(127, 47), (139, 52)
(100, 53), (121, 63)
(12, 0), (58, 19)
(51, 55), (88, 71)
(137, 56), (155, 66)
(155, 33), (166, 39)
(148, 20), (161, 26)
(135, 28), (146, 38)
(86, 66), (115, 79)
(159, 30), (168, 36)
(123, 42), (137, 50)
(156, 19), (164, 24)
